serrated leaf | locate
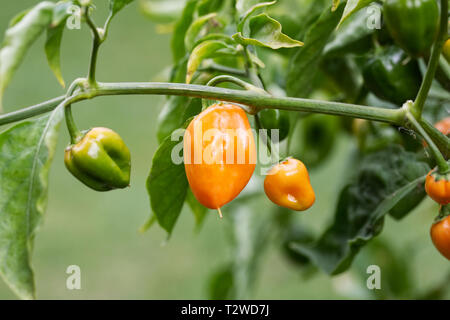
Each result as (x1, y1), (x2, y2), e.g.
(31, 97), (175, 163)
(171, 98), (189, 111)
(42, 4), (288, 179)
(109, 0), (135, 17)
(290, 145), (430, 275)
(184, 13), (218, 52)
(286, 3), (344, 97)
(0, 1), (55, 109)
(338, 0), (377, 28)
(233, 14), (303, 50)
(146, 128), (189, 235)
(186, 40), (233, 83)
(0, 106), (63, 299)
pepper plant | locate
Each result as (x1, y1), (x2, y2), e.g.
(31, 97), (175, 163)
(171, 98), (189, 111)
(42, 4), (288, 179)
(0, 0), (449, 300)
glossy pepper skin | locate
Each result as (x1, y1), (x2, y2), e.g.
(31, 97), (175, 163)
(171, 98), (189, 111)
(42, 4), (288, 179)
(425, 169), (450, 205)
(264, 158), (315, 211)
(362, 46), (422, 105)
(430, 206), (450, 260)
(184, 103), (256, 210)
(383, 0), (439, 57)
(65, 127), (131, 191)
(258, 109), (290, 142)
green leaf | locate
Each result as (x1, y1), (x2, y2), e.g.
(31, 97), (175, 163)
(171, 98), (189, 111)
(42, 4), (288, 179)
(223, 194), (272, 299)
(139, 0), (185, 23)
(184, 13), (218, 52)
(286, 3), (344, 97)
(320, 56), (363, 99)
(109, 0), (135, 17)
(332, 0), (340, 11)
(186, 40), (234, 83)
(45, 24), (65, 88)
(51, 1), (74, 26)
(9, 9), (32, 28)
(355, 240), (414, 299)
(146, 128), (189, 235)
(291, 114), (340, 168)
(236, 1), (276, 33)
(186, 188), (208, 229)
(45, 1), (76, 88)
(283, 222), (315, 266)
(323, 3), (378, 57)
(45, 25), (65, 87)
(338, 0), (377, 28)
(171, 0), (199, 63)
(290, 145), (430, 275)
(0, 106), (63, 299)
(157, 96), (202, 142)
(157, 57), (203, 142)
(157, 96), (188, 142)
(235, 0), (268, 16)
(196, 0), (227, 16)
(233, 14), (303, 50)
(208, 264), (235, 299)
(295, 0), (329, 40)
(0, 1), (55, 108)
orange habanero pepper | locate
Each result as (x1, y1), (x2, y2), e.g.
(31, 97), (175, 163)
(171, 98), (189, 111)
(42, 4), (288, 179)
(184, 103), (256, 216)
(425, 169), (450, 205)
(430, 206), (450, 260)
(264, 158), (315, 211)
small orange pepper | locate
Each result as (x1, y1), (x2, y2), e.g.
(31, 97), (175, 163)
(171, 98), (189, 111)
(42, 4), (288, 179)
(430, 212), (450, 260)
(264, 158), (315, 211)
(425, 169), (450, 205)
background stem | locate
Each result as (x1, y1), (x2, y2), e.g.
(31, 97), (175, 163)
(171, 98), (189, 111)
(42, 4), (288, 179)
(407, 112), (448, 173)
(65, 104), (82, 144)
(420, 118), (450, 159)
(0, 96), (64, 126)
(412, 0), (448, 117)
(85, 7), (102, 86)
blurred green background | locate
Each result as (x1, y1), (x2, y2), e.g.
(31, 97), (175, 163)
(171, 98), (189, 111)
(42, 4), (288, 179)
(0, 0), (448, 300)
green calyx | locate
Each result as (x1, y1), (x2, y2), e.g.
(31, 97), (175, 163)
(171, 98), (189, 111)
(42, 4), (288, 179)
(64, 127), (131, 191)
(362, 46), (422, 105)
(435, 204), (450, 223)
(258, 109), (290, 142)
(430, 164), (450, 180)
(383, 0), (440, 57)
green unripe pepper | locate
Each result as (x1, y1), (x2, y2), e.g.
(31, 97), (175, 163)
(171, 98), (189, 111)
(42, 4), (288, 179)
(362, 46), (422, 105)
(383, 0), (439, 57)
(64, 127), (131, 191)
(258, 109), (290, 142)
